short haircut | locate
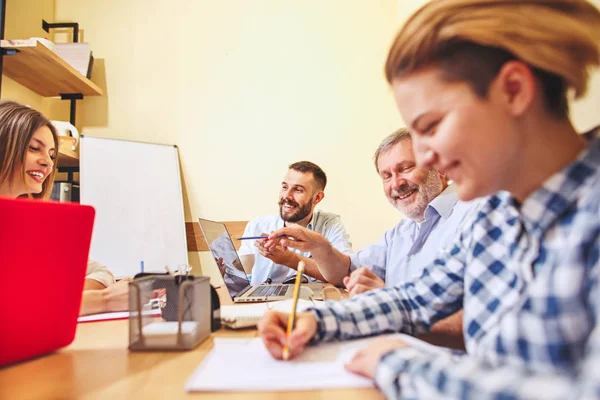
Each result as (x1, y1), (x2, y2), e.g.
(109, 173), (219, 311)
(385, 0), (600, 119)
(373, 128), (411, 173)
(288, 161), (327, 191)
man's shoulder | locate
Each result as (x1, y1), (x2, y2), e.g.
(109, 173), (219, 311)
(452, 197), (481, 216)
(313, 209), (342, 221)
(311, 209), (348, 233)
(312, 209), (347, 228)
(387, 218), (413, 234)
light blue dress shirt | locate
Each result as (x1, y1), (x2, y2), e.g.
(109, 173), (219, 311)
(350, 184), (479, 285)
(239, 209), (352, 284)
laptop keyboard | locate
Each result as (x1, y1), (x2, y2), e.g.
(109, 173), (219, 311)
(248, 285), (288, 298)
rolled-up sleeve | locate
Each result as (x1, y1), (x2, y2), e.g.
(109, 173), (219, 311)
(85, 259), (116, 287)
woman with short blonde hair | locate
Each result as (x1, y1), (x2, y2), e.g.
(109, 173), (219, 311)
(258, 1), (600, 398)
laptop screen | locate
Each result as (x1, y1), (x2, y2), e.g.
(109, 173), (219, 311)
(198, 218), (250, 298)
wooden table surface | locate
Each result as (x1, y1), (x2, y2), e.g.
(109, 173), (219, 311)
(0, 287), (384, 400)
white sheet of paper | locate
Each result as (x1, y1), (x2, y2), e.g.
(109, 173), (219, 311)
(77, 308), (162, 323)
(185, 333), (452, 392)
(78, 311), (130, 323)
(142, 321), (198, 336)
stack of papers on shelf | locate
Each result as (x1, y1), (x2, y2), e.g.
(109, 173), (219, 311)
(0, 38), (55, 52)
(54, 43), (94, 78)
(220, 299), (314, 329)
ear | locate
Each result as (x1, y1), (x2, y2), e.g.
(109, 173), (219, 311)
(492, 60), (536, 117)
(312, 191), (325, 205)
(437, 169), (449, 187)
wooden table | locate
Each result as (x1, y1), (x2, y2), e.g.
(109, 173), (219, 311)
(0, 288), (383, 400)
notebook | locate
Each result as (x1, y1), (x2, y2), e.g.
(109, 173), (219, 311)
(220, 299), (314, 329)
(198, 218), (321, 303)
(0, 198), (95, 366)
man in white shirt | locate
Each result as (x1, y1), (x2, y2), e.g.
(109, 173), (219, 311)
(239, 161), (352, 284)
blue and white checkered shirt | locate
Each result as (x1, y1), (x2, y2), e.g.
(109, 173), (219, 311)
(309, 131), (600, 399)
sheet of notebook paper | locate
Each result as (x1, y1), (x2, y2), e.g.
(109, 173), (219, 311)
(185, 333), (453, 392)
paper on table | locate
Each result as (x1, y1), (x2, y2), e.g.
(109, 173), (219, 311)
(141, 321), (199, 347)
(143, 321), (198, 336)
(220, 299), (314, 329)
(77, 308), (162, 323)
(185, 333), (453, 392)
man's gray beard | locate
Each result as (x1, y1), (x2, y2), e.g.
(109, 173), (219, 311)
(394, 170), (444, 220)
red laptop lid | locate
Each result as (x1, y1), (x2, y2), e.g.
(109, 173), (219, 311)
(0, 197), (95, 366)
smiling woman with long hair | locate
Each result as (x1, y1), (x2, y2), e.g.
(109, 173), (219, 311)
(0, 100), (59, 199)
(0, 100), (130, 316)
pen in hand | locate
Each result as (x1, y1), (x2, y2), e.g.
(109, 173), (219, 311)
(282, 261), (305, 361)
(236, 235), (286, 240)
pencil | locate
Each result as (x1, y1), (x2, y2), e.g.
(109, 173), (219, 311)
(282, 261), (304, 361)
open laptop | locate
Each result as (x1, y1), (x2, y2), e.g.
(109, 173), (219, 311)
(0, 198), (95, 366)
(198, 218), (321, 303)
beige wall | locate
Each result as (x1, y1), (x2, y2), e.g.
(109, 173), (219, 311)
(54, 0), (404, 276)
(564, 0), (600, 132)
(51, 0), (600, 277)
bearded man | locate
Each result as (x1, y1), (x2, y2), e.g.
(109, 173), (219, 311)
(238, 161), (352, 284)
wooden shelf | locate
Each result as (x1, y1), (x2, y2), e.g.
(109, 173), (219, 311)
(0, 39), (103, 97)
(57, 136), (79, 168)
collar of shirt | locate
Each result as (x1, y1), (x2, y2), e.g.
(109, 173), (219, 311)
(413, 183), (459, 234)
(427, 183), (460, 221)
(519, 130), (600, 236)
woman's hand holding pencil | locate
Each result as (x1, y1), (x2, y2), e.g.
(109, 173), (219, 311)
(258, 310), (317, 360)
(257, 261), (317, 360)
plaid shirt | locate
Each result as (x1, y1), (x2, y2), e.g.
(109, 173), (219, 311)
(309, 131), (600, 399)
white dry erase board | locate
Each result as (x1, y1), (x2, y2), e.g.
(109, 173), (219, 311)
(80, 136), (188, 277)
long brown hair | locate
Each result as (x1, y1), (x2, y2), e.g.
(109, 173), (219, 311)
(385, 0), (600, 118)
(0, 100), (59, 199)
